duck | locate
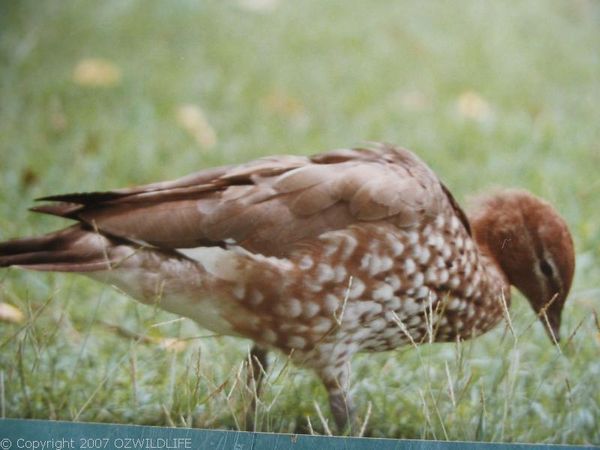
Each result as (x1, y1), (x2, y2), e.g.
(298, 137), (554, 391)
(0, 143), (575, 432)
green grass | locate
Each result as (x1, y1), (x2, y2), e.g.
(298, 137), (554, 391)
(1, 0), (599, 445)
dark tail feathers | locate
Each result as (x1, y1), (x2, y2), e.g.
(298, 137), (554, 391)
(0, 226), (113, 272)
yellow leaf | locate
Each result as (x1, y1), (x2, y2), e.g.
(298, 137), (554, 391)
(72, 58), (122, 87)
(176, 104), (217, 149)
(456, 90), (492, 121)
(0, 302), (25, 324)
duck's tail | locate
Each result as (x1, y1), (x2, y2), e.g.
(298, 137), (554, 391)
(0, 226), (117, 272)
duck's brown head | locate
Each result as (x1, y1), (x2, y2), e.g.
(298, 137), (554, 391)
(469, 189), (575, 342)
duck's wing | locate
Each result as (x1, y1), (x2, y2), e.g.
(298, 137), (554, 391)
(31, 144), (460, 256)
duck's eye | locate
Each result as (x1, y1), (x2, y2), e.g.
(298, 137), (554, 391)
(539, 259), (553, 277)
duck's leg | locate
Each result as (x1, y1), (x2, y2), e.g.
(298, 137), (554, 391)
(318, 364), (356, 435)
(245, 344), (269, 431)
(248, 344), (269, 395)
(327, 382), (355, 434)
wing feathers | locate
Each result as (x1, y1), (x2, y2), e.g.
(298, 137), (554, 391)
(27, 145), (464, 256)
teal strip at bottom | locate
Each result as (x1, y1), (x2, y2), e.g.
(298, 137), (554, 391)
(0, 419), (595, 450)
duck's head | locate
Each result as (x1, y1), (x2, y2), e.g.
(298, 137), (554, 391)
(469, 189), (575, 342)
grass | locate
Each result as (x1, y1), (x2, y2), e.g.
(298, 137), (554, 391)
(1, 0), (599, 445)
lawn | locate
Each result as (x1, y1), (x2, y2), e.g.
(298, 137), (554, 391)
(0, 0), (599, 445)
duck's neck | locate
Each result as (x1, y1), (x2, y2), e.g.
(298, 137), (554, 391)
(469, 210), (512, 294)
(459, 216), (513, 337)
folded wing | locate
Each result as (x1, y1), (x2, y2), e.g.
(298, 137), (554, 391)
(30, 144), (461, 257)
